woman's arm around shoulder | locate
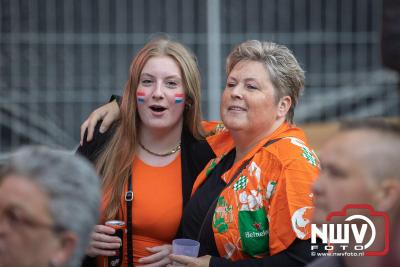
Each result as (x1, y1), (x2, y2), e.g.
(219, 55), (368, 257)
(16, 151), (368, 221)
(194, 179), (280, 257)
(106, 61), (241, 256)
(76, 120), (117, 163)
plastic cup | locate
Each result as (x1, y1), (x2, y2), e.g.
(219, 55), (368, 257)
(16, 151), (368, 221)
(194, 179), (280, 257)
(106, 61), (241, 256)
(172, 238), (200, 265)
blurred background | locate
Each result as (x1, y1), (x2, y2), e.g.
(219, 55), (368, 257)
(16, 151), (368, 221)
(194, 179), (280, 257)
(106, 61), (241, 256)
(1, 0), (399, 157)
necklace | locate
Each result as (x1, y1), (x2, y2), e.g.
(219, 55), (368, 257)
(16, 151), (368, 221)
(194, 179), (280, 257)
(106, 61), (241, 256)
(139, 142), (181, 157)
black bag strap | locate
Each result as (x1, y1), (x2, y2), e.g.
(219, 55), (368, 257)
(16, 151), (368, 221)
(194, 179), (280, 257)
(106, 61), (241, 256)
(196, 138), (282, 241)
(125, 176), (134, 267)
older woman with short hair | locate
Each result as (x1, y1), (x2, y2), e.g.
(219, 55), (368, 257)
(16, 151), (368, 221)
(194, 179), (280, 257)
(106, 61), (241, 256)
(172, 40), (320, 266)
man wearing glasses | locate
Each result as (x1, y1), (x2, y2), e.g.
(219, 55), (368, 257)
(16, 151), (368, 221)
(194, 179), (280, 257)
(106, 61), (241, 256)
(0, 146), (100, 267)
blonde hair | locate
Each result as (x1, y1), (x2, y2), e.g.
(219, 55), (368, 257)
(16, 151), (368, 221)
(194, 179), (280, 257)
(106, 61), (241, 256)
(96, 38), (204, 219)
(226, 40), (305, 123)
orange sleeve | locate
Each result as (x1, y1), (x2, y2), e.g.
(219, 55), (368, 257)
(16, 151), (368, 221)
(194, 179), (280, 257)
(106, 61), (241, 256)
(201, 120), (222, 135)
(263, 145), (319, 255)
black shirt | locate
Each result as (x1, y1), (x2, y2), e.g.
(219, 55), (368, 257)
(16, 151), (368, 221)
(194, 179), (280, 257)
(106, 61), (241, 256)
(181, 149), (236, 256)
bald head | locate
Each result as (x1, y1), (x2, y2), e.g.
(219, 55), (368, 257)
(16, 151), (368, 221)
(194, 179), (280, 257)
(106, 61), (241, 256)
(335, 120), (400, 183)
(312, 119), (400, 226)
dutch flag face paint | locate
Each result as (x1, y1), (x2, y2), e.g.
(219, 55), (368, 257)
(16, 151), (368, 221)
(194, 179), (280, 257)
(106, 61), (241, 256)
(137, 91), (145, 103)
(175, 93), (184, 104)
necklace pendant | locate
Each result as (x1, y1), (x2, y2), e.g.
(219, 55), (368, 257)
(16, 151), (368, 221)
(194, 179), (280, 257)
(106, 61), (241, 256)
(139, 142), (181, 157)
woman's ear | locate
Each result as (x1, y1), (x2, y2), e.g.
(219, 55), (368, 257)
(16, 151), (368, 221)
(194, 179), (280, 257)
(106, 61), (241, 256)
(277, 96), (292, 118)
(185, 97), (193, 110)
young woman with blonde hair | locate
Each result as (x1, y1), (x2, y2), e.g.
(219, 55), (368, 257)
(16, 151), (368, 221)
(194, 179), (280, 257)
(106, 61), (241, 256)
(78, 37), (218, 267)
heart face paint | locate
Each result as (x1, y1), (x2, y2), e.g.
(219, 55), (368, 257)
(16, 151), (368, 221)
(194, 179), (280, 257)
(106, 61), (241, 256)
(137, 91), (145, 103)
(175, 93), (184, 104)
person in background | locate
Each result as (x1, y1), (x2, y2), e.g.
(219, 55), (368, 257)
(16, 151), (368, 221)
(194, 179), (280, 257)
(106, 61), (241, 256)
(78, 37), (217, 267)
(82, 40), (321, 267)
(308, 119), (400, 267)
(0, 146), (100, 267)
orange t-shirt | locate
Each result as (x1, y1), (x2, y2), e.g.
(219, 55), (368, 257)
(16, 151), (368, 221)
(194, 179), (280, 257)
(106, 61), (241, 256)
(129, 155), (182, 263)
(98, 154), (183, 267)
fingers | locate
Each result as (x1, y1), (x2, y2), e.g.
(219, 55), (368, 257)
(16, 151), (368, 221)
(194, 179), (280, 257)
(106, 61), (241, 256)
(79, 108), (107, 145)
(94, 224), (116, 235)
(168, 254), (211, 267)
(169, 254), (194, 265)
(79, 100), (121, 145)
(90, 239), (120, 250)
(139, 246), (170, 264)
(91, 231), (120, 244)
(87, 247), (118, 257)
(79, 112), (102, 145)
(99, 100), (120, 133)
(86, 110), (105, 142)
(99, 112), (114, 134)
(145, 244), (172, 254)
(80, 120), (89, 146)
(86, 224), (121, 257)
(137, 257), (171, 267)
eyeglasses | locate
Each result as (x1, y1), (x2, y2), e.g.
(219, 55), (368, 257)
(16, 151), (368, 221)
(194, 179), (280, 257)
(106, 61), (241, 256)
(0, 205), (63, 233)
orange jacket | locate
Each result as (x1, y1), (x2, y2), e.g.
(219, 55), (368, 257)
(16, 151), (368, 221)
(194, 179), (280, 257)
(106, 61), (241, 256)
(193, 122), (320, 260)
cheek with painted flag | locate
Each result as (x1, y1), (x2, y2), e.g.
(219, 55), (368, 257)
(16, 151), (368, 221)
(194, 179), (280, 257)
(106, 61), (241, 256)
(175, 93), (184, 104)
(137, 91), (145, 103)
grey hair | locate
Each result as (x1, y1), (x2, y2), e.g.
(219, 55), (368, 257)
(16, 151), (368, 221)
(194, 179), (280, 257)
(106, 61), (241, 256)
(226, 40), (305, 123)
(0, 146), (100, 267)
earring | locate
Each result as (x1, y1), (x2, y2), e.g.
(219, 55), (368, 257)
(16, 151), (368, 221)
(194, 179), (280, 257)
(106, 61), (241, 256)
(185, 103), (192, 110)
